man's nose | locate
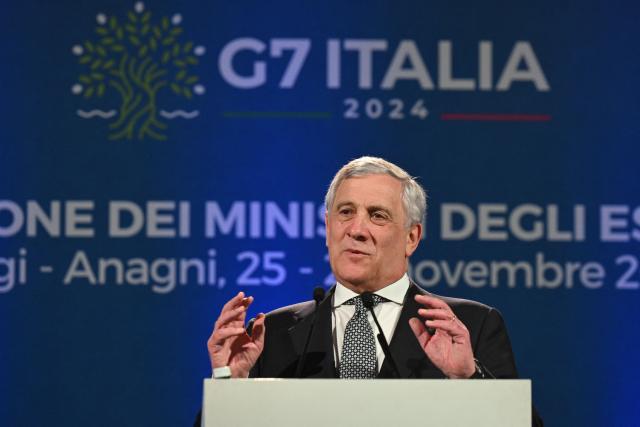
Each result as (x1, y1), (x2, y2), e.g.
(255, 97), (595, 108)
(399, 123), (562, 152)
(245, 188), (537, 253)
(346, 213), (368, 241)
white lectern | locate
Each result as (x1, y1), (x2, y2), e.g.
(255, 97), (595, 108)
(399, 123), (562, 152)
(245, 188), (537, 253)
(202, 379), (531, 427)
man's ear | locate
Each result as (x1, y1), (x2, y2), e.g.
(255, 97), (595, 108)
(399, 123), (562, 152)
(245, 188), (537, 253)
(405, 223), (422, 257)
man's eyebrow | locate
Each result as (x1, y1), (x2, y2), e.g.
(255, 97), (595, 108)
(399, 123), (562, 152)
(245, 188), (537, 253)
(368, 205), (392, 216)
(334, 201), (355, 210)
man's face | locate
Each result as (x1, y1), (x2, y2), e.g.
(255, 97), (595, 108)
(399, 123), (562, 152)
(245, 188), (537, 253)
(325, 174), (422, 292)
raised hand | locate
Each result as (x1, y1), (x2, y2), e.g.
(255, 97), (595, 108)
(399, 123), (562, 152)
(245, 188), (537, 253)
(408, 294), (475, 379)
(207, 292), (266, 378)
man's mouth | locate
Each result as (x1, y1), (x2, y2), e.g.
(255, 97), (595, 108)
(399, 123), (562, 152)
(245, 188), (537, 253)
(345, 249), (369, 256)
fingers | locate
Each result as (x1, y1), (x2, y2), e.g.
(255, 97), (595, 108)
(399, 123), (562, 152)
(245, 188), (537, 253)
(221, 291), (247, 312)
(209, 326), (247, 347)
(210, 292), (257, 347)
(215, 293), (255, 328)
(241, 295), (254, 309)
(414, 294), (452, 311)
(250, 313), (266, 348)
(417, 307), (455, 322)
(409, 317), (432, 348)
(423, 319), (461, 336)
(414, 295), (468, 338)
(219, 292), (253, 319)
(415, 294), (457, 326)
(215, 305), (245, 328)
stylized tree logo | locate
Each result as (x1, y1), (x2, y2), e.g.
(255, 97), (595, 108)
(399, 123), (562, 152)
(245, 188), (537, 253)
(72, 2), (205, 141)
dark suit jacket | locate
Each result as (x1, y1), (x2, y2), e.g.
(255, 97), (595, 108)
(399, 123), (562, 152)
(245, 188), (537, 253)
(250, 283), (518, 380)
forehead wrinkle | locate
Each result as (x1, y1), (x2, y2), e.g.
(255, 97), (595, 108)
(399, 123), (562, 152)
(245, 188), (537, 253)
(334, 176), (403, 212)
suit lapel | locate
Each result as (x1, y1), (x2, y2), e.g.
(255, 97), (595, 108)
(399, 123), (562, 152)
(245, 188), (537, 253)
(378, 283), (445, 378)
(287, 283), (443, 379)
(288, 287), (337, 378)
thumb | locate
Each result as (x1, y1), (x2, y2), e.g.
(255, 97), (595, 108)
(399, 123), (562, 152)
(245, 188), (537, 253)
(252, 313), (266, 347)
(409, 317), (432, 348)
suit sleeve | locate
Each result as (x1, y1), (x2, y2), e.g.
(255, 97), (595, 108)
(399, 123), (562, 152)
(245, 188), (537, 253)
(472, 307), (519, 379)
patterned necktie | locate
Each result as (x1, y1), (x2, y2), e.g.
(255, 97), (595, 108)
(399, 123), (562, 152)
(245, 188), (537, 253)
(339, 294), (385, 379)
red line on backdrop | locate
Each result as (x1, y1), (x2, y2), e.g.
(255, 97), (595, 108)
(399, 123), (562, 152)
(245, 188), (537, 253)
(440, 113), (552, 122)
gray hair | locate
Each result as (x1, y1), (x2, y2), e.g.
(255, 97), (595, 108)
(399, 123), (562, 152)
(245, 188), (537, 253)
(324, 156), (427, 228)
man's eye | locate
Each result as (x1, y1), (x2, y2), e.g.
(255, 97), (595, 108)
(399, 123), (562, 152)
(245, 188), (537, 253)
(339, 208), (353, 215)
(371, 212), (389, 221)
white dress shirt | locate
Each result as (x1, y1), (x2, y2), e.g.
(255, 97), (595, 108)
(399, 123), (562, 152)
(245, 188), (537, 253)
(332, 274), (410, 372)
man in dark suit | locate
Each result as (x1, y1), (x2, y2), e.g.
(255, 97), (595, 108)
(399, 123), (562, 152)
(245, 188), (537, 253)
(245, 283), (517, 380)
(205, 157), (541, 424)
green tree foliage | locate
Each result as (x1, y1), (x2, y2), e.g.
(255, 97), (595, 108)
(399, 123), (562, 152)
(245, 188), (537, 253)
(75, 8), (201, 140)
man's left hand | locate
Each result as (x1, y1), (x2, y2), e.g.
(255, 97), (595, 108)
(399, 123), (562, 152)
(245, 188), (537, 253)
(409, 294), (475, 379)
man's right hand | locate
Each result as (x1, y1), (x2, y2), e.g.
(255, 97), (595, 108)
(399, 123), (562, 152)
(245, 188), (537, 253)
(207, 292), (266, 378)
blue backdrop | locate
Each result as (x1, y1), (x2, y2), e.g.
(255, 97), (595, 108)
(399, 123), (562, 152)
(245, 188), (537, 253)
(1, 1), (639, 425)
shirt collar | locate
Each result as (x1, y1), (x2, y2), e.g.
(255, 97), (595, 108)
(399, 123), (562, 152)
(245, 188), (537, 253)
(333, 274), (410, 307)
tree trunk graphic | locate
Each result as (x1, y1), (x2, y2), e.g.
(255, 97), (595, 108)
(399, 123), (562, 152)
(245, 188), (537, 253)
(108, 54), (168, 140)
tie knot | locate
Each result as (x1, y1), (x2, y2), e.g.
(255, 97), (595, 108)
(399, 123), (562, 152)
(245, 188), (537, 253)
(344, 294), (386, 312)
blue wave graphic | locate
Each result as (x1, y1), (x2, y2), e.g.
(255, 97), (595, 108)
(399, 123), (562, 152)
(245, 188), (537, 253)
(76, 109), (117, 119)
(160, 110), (200, 119)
